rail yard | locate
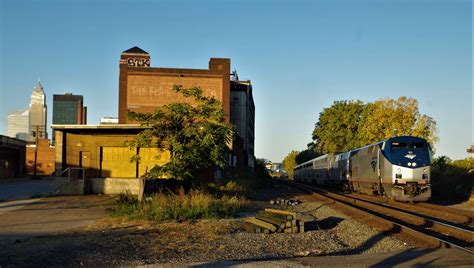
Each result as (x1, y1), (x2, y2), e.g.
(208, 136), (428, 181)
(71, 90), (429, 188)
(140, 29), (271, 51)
(287, 181), (474, 253)
(1, 179), (473, 266)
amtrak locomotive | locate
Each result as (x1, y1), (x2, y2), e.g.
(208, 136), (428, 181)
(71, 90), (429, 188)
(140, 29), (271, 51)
(293, 136), (431, 202)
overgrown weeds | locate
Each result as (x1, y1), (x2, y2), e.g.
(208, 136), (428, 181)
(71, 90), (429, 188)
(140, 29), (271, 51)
(111, 189), (243, 221)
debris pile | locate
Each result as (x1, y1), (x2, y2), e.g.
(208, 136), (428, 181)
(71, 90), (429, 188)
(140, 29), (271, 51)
(243, 209), (305, 234)
(270, 199), (302, 206)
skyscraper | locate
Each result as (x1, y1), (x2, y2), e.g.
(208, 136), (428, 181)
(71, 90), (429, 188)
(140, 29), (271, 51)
(29, 81), (47, 141)
(7, 110), (29, 141)
(52, 93), (87, 144)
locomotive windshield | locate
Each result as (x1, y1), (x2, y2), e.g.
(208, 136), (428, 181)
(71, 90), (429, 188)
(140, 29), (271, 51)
(383, 136), (431, 168)
(390, 142), (426, 150)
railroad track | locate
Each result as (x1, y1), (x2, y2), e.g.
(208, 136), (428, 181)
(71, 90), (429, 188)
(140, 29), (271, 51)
(345, 192), (474, 226)
(286, 181), (474, 255)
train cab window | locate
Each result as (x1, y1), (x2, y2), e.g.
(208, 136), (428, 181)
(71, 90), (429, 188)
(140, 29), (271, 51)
(391, 142), (408, 149)
(410, 142), (426, 149)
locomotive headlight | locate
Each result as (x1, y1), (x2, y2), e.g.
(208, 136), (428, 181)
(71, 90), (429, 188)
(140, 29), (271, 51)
(407, 163), (412, 167)
(412, 162), (417, 167)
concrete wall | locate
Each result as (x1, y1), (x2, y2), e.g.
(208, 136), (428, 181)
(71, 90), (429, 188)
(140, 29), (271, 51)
(91, 178), (144, 196)
(52, 177), (144, 197)
(52, 177), (85, 195)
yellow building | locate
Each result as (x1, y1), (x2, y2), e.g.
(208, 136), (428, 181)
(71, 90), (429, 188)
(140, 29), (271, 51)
(52, 124), (168, 178)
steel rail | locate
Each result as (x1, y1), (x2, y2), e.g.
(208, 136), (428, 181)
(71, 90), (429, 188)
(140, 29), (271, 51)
(287, 181), (474, 255)
(346, 193), (474, 231)
(416, 202), (474, 223)
(347, 192), (472, 225)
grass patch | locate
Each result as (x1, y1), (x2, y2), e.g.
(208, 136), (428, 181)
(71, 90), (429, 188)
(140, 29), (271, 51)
(111, 189), (243, 221)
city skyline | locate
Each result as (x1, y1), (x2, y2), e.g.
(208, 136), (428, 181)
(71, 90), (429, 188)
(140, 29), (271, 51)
(0, 0), (472, 162)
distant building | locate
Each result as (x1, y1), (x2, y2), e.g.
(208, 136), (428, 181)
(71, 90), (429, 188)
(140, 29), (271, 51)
(0, 135), (26, 179)
(100, 117), (119, 124)
(29, 81), (47, 141)
(52, 93), (87, 144)
(265, 162), (282, 173)
(7, 110), (29, 141)
(230, 79), (255, 168)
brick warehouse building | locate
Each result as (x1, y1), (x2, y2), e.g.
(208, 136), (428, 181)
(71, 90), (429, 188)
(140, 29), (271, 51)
(118, 47), (231, 124)
(118, 46), (255, 172)
(53, 46), (255, 180)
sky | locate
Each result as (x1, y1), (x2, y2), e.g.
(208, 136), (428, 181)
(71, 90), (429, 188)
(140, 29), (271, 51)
(0, 0), (472, 162)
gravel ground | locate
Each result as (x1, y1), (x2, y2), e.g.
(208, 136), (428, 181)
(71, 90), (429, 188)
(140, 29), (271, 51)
(0, 184), (412, 267)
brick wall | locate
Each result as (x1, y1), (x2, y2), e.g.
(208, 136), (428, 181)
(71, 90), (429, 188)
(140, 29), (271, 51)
(118, 50), (230, 124)
(26, 139), (56, 175)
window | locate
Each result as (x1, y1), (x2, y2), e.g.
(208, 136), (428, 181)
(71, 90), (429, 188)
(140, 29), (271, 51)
(410, 142), (426, 149)
(391, 142), (408, 149)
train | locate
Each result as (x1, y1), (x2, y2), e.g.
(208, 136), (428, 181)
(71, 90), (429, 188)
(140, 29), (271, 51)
(293, 136), (432, 202)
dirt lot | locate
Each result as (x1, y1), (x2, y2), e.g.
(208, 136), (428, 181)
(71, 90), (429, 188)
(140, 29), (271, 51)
(0, 184), (426, 267)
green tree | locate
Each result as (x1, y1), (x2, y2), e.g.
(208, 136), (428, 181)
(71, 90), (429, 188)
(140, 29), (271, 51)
(295, 148), (321, 165)
(312, 100), (365, 154)
(282, 150), (299, 178)
(127, 85), (234, 182)
(358, 97), (438, 147)
(431, 155), (452, 175)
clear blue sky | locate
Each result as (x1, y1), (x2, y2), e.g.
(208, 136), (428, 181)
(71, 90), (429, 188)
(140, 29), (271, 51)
(0, 0), (472, 162)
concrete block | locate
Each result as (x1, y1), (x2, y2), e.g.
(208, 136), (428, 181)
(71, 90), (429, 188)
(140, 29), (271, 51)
(91, 178), (144, 196)
(52, 177), (84, 195)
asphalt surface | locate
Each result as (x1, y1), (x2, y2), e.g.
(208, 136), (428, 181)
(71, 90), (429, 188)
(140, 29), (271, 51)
(0, 177), (54, 201)
(0, 195), (110, 241)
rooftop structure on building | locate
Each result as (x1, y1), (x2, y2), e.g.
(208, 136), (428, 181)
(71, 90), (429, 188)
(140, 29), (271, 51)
(100, 117), (119, 124)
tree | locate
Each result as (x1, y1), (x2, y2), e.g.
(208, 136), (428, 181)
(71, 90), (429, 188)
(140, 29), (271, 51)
(431, 155), (451, 175)
(295, 148), (320, 165)
(282, 150), (299, 178)
(357, 97), (438, 148)
(127, 85), (234, 182)
(312, 100), (365, 154)
(311, 97), (439, 154)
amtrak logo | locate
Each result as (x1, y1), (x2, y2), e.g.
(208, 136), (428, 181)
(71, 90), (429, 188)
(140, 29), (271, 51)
(405, 153), (416, 159)
(370, 160), (377, 172)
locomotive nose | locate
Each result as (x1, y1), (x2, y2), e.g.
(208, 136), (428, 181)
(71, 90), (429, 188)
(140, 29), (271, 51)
(393, 165), (428, 181)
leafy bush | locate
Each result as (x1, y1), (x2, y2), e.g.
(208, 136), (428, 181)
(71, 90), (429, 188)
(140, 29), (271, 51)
(111, 189), (243, 221)
(431, 156), (473, 202)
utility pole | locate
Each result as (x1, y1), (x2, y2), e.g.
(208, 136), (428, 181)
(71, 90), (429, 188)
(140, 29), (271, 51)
(33, 125), (39, 176)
